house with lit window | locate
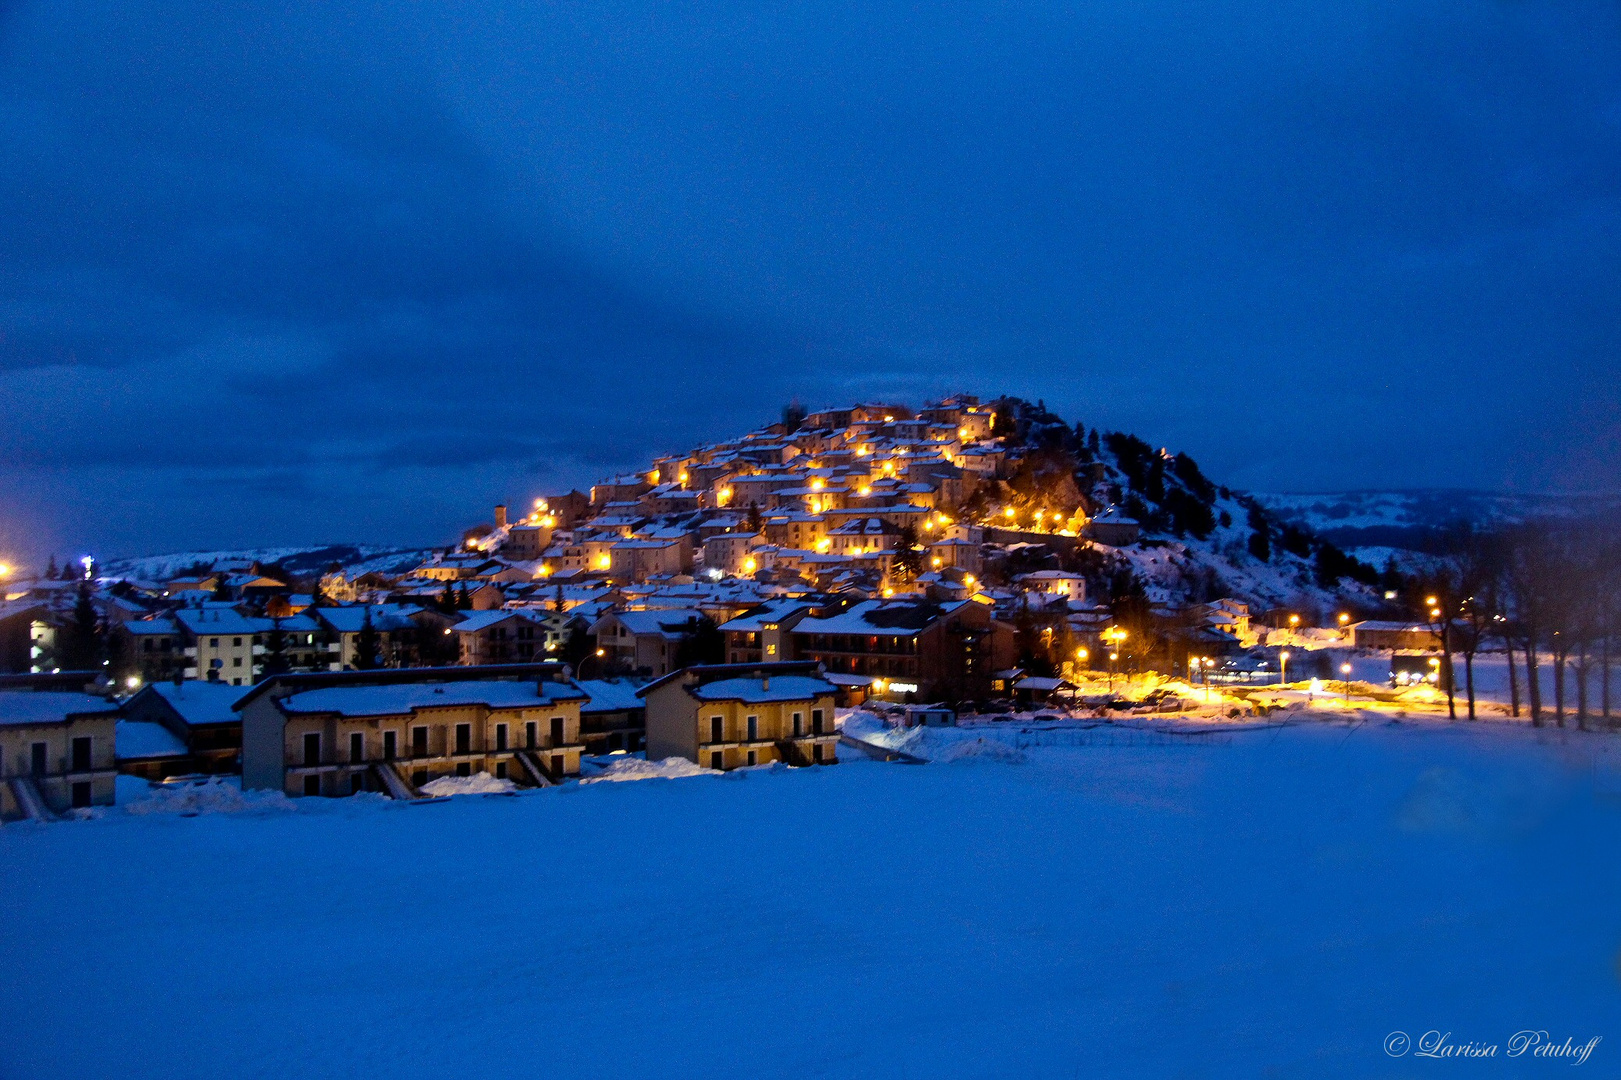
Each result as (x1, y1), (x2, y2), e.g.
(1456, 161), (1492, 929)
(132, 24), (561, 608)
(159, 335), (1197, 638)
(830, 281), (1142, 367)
(639, 662), (839, 771)
(589, 609), (708, 677)
(0, 678), (120, 820)
(719, 600), (815, 664)
(789, 598), (1014, 702)
(237, 664), (586, 798)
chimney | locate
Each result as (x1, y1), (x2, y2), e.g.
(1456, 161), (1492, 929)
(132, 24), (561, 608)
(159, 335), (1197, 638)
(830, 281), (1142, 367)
(494, 504), (508, 529)
(762, 676), (769, 691)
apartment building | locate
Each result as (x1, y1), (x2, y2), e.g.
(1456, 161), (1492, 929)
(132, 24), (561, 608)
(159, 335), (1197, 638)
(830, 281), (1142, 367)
(640, 662), (839, 771)
(238, 665), (587, 798)
(0, 681), (119, 820)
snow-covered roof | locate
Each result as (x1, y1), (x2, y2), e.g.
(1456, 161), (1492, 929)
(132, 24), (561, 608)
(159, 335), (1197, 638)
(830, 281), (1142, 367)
(688, 675), (836, 704)
(281, 679), (584, 717)
(175, 608), (274, 635)
(0, 691), (120, 726)
(794, 599), (966, 636)
(146, 681), (246, 726)
(116, 719), (188, 759)
(574, 679), (648, 714)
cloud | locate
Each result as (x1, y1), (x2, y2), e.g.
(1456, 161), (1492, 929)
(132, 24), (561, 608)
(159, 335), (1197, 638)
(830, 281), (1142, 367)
(0, 0), (1616, 559)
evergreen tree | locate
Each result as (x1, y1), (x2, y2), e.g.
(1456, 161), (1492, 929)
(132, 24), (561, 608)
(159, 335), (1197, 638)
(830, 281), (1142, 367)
(46, 555), (58, 578)
(746, 501), (764, 534)
(456, 582), (472, 611)
(264, 618), (289, 678)
(59, 579), (103, 671)
(673, 616), (725, 668)
(439, 582), (457, 615)
(354, 609), (381, 670)
(891, 523), (925, 583)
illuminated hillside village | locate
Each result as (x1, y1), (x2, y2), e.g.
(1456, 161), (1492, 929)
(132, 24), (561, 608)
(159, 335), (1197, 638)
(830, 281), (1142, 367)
(0, 394), (1610, 820)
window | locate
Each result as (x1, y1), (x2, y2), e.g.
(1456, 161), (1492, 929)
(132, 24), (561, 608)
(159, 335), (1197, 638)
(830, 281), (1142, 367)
(495, 723), (508, 751)
(231, 657), (242, 667)
(412, 769), (428, 787)
(349, 732), (364, 764)
(412, 726), (428, 756)
(233, 637), (242, 646)
(71, 736), (92, 772)
(792, 712), (803, 736)
(456, 762), (471, 778)
(746, 715), (758, 741)
(382, 731), (397, 760)
(812, 709), (825, 734)
(525, 721), (537, 749)
(303, 733), (320, 767)
(210, 637), (219, 647)
(455, 723), (471, 754)
(232, 678), (242, 686)
(710, 716), (724, 743)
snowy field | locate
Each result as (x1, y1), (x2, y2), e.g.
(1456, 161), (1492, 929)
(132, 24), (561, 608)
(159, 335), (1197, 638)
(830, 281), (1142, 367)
(3, 717), (1620, 1078)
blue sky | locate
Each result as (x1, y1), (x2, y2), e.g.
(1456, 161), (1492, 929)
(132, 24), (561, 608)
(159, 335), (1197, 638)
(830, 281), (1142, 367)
(1, 0), (1617, 560)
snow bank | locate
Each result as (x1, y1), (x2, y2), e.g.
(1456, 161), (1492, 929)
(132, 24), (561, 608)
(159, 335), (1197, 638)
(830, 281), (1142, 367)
(420, 772), (517, 796)
(936, 737), (1028, 765)
(123, 777), (296, 816)
(580, 756), (717, 784)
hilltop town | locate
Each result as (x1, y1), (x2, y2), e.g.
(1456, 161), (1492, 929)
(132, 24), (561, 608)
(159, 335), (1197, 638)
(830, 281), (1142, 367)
(0, 394), (1579, 821)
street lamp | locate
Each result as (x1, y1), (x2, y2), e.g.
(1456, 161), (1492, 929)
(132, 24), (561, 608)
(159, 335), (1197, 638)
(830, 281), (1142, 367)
(1340, 661), (1353, 703)
(1279, 649), (1291, 688)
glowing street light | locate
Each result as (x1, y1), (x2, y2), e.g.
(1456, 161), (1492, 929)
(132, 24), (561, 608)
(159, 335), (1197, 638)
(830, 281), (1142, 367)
(1340, 661), (1353, 702)
(1279, 649), (1291, 687)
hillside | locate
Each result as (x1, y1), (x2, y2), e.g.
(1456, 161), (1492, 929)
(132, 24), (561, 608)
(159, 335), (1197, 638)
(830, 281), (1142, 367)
(966, 397), (1392, 611)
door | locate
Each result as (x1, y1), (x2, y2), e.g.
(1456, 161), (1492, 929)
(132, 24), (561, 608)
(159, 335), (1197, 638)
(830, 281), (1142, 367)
(746, 716), (758, 741)
(383, 731), (397, 760)
(550, 754), (564, 778)
(349, 732), (364, 764)
(792, 712), (803, 737)
(412, 726), (428, 756)
(71, 781), (91, 808)
(812, 709), (825, 734)
(303, 733), (320, 767)
(30, 742), (47, 776)
(710, 716), (723, 743)
(495, 723), (508, 751)
(455, 723), (471, 754)
(525, 721), (537, 749)
(71, 736), (91, 772)
(550, 717), (565, 747)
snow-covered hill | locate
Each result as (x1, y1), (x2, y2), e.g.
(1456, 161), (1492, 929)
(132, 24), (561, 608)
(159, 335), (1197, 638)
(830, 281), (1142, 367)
(103, 545), (433, 583)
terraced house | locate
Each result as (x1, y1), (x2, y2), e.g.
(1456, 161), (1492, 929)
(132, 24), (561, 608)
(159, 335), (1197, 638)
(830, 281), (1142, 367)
(640, 662), (839, 771)
(0, 679), (119, 821)
(238, 665), (586, 798)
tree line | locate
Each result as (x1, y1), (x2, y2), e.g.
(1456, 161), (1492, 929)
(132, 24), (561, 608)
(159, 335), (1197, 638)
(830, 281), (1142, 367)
(1418, 519), (1618, 728)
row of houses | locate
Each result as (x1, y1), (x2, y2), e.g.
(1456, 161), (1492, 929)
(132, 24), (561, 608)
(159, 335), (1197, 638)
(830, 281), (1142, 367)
(0, 661), (839, 820)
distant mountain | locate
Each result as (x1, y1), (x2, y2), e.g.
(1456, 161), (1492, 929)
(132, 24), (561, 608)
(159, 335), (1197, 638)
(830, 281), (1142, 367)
(1251, 490), (1621, 563)
(104, 545), (432, 583)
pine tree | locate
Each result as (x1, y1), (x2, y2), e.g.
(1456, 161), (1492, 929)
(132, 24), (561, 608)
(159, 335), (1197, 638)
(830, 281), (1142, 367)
(746, 501), (764, 534)
(440, 582), (457, 615)
(60, 579), (103, 671)
(355, 609), (381, 670)
(46, 555), (58, 578)
(892, 524), (925, 583)
(456, 582), (472, 610)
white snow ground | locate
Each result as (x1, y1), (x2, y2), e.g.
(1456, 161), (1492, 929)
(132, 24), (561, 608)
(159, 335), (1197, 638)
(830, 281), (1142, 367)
(2, 719), (1619, 1078)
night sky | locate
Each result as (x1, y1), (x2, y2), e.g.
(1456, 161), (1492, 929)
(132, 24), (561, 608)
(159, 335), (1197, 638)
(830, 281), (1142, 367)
(2, 1), (1617, 561)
